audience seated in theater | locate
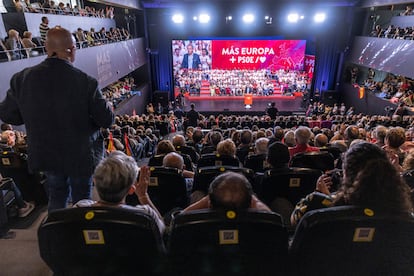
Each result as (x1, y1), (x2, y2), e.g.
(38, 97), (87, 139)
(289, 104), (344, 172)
(200, 131), (222, 155)
(163, 152), (194, 194)
(102, 128), (124, 153)
(383, 127), (407, 170)
(216, 139), (239, 161)
(314, 133), (329, 148)
(1, 176), (35, 217)
(291, 142), (413, 226)
(21, 31), (39, 57)
(183, 171), (271, 212)
(284, 130), (296, 147)
(244, 137), (269, 172)
(172, 134), (199, 163)
(74, 151), (165, 233)
(236, 129), (253, 164)
(5, 29), (23, 60)
(266, 142), (291, 171)
(288, 127), (319, 158)
(372, 125), (387, 148)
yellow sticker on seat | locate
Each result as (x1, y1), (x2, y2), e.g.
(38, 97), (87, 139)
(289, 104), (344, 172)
(289, 178), (301, 187)
(83, 230), (105, 245)
(219, 230), (239, 245)
(149, 177), (159, 186)
(353, 227), (375, 242)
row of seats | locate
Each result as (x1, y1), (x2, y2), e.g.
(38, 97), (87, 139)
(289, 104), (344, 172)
(38, 205), (414, 275)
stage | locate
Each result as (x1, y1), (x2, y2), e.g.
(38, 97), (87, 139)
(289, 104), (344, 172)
(183, 94), (305, 114)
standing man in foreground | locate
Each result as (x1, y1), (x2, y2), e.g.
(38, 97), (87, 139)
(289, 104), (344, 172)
(0, 27), (114, 211)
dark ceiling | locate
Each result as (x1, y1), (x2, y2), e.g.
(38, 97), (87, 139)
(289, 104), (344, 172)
(141, 0), (362, 8)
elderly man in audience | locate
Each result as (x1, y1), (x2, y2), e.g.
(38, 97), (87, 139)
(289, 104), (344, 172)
(163, 152), (195, 193)
(244, 137), (269, 172)
(172, 134), (199, 163)
(288, 126), (319, 157)
(74, 151), (165, 233)
(183, 171), (271, 212)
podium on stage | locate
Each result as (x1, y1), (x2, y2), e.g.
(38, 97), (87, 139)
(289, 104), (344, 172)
(244, 94), (253, 109)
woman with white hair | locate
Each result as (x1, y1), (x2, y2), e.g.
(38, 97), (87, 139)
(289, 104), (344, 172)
(74, 151), (165, 233)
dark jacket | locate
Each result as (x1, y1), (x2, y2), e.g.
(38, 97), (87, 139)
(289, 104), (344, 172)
(0, 58), (114, 176)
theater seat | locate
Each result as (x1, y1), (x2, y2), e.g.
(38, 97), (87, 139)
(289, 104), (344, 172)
(260, 167), (322, 207)
(168, 209), (288, 276)
(148, 153), (193, 172)
(0, 151), (47, 205)
(148, 166), (189, 215)
(244, 153), (268, 173)
(192, 166), (255, 195)
(197, 153), (240, 169)
(38, 207), (166, 276)
(289, 206), (414, 275)
(289, 151), (335, 172)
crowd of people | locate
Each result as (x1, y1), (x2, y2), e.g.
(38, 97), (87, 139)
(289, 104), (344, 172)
(1, 12), (130, 62)
(361, 71), (414, 107)
(13, 0), (115, 19)
(101, 77), (137, 109)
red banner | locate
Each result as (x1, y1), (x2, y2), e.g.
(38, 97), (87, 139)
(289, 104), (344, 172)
(211, 40), (306, 70)
(304, 54), (315, 80)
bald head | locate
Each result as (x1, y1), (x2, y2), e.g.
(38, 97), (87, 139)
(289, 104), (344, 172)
(45, 27), (76, 62)
(163, 152), (184, 170)
(172, 134), (186, 147)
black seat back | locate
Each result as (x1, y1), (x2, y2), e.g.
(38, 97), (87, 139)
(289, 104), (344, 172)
(38, 207), (166, 276)
(193, 166), (255, 194)
(0, 151), (47, 204)
(148, 153), (193, 172)
(244, 153), (268, 173)
(148, 166), (189, 215)
(290, 206), (414, 275)
(175, 145), (199, 163)
(259, 167), (322, 207)
(169, 209), (288, 275)
(290, 151), (335, 172)
(197, 153), (240, 169)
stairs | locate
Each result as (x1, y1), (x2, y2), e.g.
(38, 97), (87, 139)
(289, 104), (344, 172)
(200, 80), (210, 96)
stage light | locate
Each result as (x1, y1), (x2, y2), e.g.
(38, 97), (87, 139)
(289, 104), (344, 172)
(199, 14), (210, 23)
(314, 13), (326, 23)
(225, 15), (232, 23)
(300, 15), (305, 20)
(193, 16), (198, 21)
(242, 14), (254, 23)
(265, 15), (272, 24)
(287, 13), (299, 23)
(172, 14), (184, 24)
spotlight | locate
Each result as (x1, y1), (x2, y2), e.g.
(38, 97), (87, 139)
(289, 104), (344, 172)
(199, 14), (210, 23)
(225, 15), (232, 23)
(265, 16), (272, 24)
(314, 13), (326, 23)
(193, 16), (198, 21)
(242, 14), (254, 23)
(287, 13), (299, 23)
(172, 14), (184, 24)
